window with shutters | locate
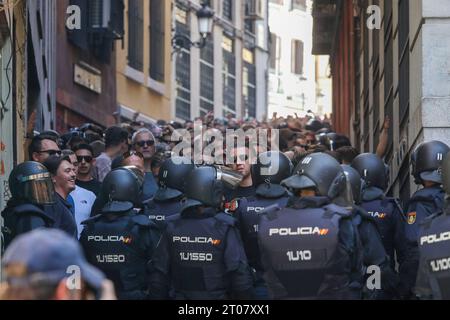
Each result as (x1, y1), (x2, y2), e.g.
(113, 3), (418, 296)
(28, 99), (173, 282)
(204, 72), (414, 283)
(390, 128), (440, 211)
(372, 1), (380, 149)
(200, 37), (214, 115)
(244, 0), (255, 34)
(223, 0), (233, 21)
(128, 0), (144, 71)
(291, 39), (304, 75)
(398, 0), (409, 128)
(384, 0), (394, 161)
(150, 0), (165, 82)
(269, 33), (281, 71)
(223, 35), (236, 116)
(243, 48), (256, 118)
(175, 8), (191, 120)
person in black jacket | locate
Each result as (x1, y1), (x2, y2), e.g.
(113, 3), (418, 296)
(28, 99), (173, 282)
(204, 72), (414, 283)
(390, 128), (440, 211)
(80, 167), (169, 300)
(2, 161), (58, 251)
(165, 166), (254, 300)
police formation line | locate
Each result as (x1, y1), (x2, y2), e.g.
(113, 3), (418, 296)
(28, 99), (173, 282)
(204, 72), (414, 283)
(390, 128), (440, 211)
(2, 140), (450, 300)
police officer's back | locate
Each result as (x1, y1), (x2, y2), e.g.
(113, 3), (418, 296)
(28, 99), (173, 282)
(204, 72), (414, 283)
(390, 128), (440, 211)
(80, 167), (169, 300)
(144, 157), (194, 225)
(258, 153), (363, 300)
(341, 165), (400, 299)
(2, 162), (58, 251)
(404, 141), (450, 297)
(351, 154), (408, 275)
(231, 151), (293, 299)
(415, 152), (450, 299)
(164, 166), (254, 300)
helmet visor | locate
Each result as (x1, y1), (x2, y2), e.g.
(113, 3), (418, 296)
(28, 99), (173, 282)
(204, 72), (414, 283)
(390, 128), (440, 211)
(23, 175), (56, 205)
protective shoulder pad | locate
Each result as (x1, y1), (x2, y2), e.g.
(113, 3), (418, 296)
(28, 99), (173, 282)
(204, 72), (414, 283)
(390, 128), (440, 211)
(353, 205), (375, 221)
(323, 204), (352, 218)
(165, 213), (181, 223)
(261, 204), (282, 220)
(81, 214), (102, 225)
(131, 214), (152, 227)
(15, 204), (55, 224)
(419, 210), (443, 228)
(214, 212), (237, 227)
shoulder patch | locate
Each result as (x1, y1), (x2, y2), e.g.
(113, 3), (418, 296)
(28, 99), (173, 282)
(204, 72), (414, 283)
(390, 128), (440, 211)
(407, 211), (417, 225)
(224, 199), (240, 213)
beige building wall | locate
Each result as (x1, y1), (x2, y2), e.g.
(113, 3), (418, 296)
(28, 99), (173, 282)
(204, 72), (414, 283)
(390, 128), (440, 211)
(116, 0), (173, 122)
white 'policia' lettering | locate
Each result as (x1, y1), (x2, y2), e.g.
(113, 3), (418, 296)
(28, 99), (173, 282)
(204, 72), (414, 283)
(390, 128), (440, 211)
(269, 227), (328, 236)
(149, 215), (166, 221)
(420, 231), (450, 245)
(430, 257), (450, 272)
(247, 207), (266, 213)
(88, 235), (129, 242)
(173, 236), (217, 244)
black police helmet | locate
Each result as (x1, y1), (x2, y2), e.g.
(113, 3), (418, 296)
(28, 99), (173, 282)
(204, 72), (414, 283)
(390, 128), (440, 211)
(282, 153), (346, 199)
(154, 157), (195, 201)
(341, 165), (364, 205)
(251, 151), (293, 198)
(101, 167), (142, 211)
(442, 152), (450, 196)
(8, 161), (55, 205)
(351, 153), (387, 191)
(181, 166), (224, 212)
(411, 140), (450, 184)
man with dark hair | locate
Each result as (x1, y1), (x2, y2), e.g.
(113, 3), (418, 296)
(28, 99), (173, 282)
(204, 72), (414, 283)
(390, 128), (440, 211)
(94, 126), (129, 182)
(63, 150), (97, 239)
(336, 146), (360, 165)
(28, 134), (61, 163)
(73, 144), (102, 196)
(43, 155), (78, 238)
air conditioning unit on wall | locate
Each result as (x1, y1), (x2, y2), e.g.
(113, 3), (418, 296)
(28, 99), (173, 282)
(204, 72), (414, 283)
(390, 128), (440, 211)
(246, 0), (264, 20)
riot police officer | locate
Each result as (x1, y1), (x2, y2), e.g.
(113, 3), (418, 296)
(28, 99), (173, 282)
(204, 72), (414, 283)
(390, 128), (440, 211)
(415, 152), (450, 299)
(403, 141), (450, 297)
(341, 165), (400, 299)
(144, 157), (195, 225)
(2, 162), (58, 250)
(80, 167), (169, 300)
(231, 151), (293, 299)
(351, 153), (408, 291)
(164, 166), (254, 300)
(258, 153), (363, 299)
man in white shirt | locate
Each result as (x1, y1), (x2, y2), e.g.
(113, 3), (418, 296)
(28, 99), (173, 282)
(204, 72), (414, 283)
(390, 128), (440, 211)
(62, 150), (97, 238)
(70, 185), (96, 238)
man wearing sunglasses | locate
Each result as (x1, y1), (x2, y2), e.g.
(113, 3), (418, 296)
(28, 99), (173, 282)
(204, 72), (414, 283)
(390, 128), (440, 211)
(73, 144), (102, 196)
(28, 134), (61, 163)
(132, 128), (158, 201)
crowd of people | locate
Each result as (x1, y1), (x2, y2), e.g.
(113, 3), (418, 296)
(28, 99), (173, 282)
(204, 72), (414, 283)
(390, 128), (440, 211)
(1, 111), (450, 301)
